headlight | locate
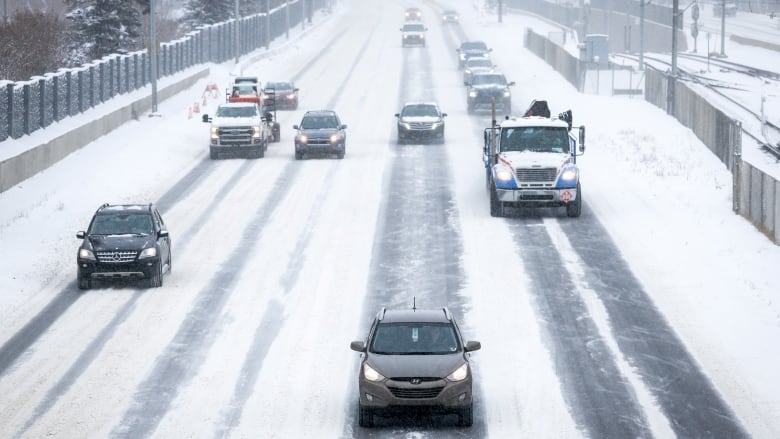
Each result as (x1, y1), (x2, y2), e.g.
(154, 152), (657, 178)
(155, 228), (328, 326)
(447, 363), (469, 382)
(210, 127), (219, 139)
(495, 166), (514, 182)
(252, 126), (261, 138)
(286, 94), (296, 100)
(297, 134), (308, 144)
(329, 133), (340, 144)
(78, 248), (96, 261)
(561, 169), (577, 181)
(430, 121), (441, 129)
(465, 69), (472, 74)
(468, 91), (478, 98)
(138, 247), (157, 259)
(403, 35), (408, 39)
(363, 364), (385, 382)
(459, 54), (466, 60)
(400, 122), (411, 129)
(503, 90), (511, 97)
(420, 34), (425, 39)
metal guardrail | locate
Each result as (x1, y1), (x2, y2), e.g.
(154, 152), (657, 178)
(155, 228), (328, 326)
(0, 0), (323, 143)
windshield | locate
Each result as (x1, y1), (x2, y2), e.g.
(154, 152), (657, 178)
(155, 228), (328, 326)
(301, 115), (339, 129)
(402, 105), (439, 117)
(216, 106), (258, 118)
(461, 41), (487, 50)
(500, 126), (571, 154)
(403, 24), (425, 32)
(370, 323), (460, 355)
(266, 82), (292, 91)
(472, 74), (506, 86)
(89, 213), (153, 235)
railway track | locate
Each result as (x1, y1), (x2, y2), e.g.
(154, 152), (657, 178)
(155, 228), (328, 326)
(613, 52), (780, 159)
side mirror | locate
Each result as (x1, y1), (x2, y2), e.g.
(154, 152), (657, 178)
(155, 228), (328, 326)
(76, 231), (85, 239)
(341, 124), (348, 129)
(464, 340), (481, 352)
(265, 112), (273, 122)
(202, 114), (210, 123)
(507, 81), (516, 87)
(350, 341), (366, 352)
(293, 88), (299, 92)
(578, 125), (586, 153)
(442, 113), (448, 117)
(158, 230), (169, 238)
(394, 113), (400, 118)
(488, 48), (493, 52)
(456, 48), (461, 52)
(464, 81), (470, 86)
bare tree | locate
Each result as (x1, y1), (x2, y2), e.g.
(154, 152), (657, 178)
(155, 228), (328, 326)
(0, 10), (68, 81)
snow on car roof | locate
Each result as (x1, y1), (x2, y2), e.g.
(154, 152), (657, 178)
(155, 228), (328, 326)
(500, 116), (570, 128)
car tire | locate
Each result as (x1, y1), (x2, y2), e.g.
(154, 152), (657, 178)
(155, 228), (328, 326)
(295, 151), (303, 160)
(147, 262), (163, 288)
(166, 250), (172, 274)
(467, 105), (475, 115)
(77, 272), (91, 290)
(566, 183), (582, 218)
(210, 149), (218, 160)
(490, 182), (504, 218)
(457, 403), (473, 427)
(358, 405), (374, 428)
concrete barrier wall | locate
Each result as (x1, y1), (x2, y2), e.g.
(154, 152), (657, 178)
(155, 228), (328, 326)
(0, 67), (208, 193)
(524, 29), (583, 91)
(740, 161), (780, 243)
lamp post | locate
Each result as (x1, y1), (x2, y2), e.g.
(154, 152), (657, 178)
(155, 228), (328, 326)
(150, 0), (158, 113)
(235, 0), (239, 64)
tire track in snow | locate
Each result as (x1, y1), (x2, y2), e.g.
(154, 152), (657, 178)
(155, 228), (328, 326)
(211, 26), (379, 436)
(505, 216), (653, 438)
(348, 7), (471, 436)
(562, 207), (749, 438)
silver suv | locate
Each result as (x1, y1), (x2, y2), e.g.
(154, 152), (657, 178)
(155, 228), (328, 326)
(350, 307), (481, 427)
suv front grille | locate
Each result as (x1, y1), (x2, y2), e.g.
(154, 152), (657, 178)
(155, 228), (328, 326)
(388, 386), (444, 399)
(218, 126), (253, 144)
(409, 122), (435, 129)
(96, 251), (138, 263)
(516, 168), (557, 182)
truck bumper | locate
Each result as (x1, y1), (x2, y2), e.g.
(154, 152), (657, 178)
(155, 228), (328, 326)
(496, 187), (578, 206)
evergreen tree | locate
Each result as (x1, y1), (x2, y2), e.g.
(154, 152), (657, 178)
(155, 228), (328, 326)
(65, 0), (143, 63)
(182, 0), (234, 30)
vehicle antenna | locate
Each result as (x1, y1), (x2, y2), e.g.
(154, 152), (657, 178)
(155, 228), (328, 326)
(413, 296), (416, 311)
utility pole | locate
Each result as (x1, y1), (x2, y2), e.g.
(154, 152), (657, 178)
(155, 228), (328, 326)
(150, 0), (158, 113)
(720, 0), (726, 56)
(639, 0), (645, 69)
(668, 0), (679, 115)
(266, 0), (271, 49)
(234, 0), (240, 64)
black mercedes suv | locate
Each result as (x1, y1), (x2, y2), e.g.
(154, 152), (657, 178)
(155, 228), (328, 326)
(350, 307), (481, 427)
(76, 203), (172, 289)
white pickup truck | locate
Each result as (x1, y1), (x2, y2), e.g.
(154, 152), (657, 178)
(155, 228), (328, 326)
(202, 102), (271, 159)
